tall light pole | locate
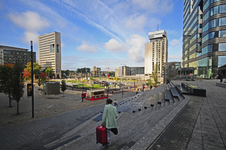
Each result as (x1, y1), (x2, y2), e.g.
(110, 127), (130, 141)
(31, 41), (34, 118)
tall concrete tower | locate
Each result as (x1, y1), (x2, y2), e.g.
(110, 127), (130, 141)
(38, 31), (61, 78)
(145, 30), (168, 76)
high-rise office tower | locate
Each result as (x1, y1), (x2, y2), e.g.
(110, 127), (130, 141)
(145, 30), (168, 76)
(183, 0), (226, 78)
(38, 31), (61, 78)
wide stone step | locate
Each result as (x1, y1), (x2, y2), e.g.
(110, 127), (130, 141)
(170, 87), (181, 98)
(165, 89), (173, 101)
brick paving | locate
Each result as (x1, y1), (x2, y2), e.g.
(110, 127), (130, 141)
(0, 84), (137, 150)
(0, 80), (225, 150)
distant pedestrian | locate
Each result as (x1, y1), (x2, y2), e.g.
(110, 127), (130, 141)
(114, 99), (118, 107)
(150, 85), (152, 89)
(81, 92), (85, 102)
(101, 99), (118, 146)
(136, 88), (138, 94)
(219, 73), (223, 82)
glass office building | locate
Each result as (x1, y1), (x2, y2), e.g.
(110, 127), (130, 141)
(183, 0), (226, 78)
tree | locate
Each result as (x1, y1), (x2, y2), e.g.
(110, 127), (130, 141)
(109, 71), (115, 77)
(38, 78), (41, 89)
(66, 69), (70, 76)
(152, 64), (159, 87)
(90, 76), (93, 80)
(0, 63), (14, 107)
(45, 67), (53, 78)
(23, 68), (31, 80)
(147, 78), (153, 86)
(61, 80), (66, 97)
(39, 72), (48, 84)
(25, 62), (41, 79)
(12, 63), (24, 114)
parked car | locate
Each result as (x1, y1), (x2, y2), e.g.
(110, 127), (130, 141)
(112, 82), (117, 86)
(94, 81), (100, 84)
(117, 83), (125, 86)
(103, 82), (109, 86)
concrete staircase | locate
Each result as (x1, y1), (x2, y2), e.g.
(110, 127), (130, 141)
(45, 82), (190, 150)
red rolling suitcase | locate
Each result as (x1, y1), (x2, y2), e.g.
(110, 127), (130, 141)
(96, 126), (107, 145)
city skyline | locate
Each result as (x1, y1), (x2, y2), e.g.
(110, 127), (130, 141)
(0, 0), (183, 71)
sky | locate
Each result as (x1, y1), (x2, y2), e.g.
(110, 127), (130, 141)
(0, 0), (183, 71)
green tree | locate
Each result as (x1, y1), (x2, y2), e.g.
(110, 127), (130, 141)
(61, 80), (66, 97)
(152, 64), (159, 87)
(12, 63), (24, 114)
(45, 67), (53, 78)
(109, 71), (115, 77)
(0, 63), (14, 107)
(147, 78), (153, 86)
(90, 76), (93, 80)
(25, 62), (41, 79)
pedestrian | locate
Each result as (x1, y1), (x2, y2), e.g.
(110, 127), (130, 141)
(150, 85), (152, 89)
(219, 73), (223, 82)
(81, 92), (84, 102)
(114, 99), (118, 107)
(101, 99), (118, 146)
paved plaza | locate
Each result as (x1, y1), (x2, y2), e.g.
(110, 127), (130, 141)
(0, 80), (225, 150)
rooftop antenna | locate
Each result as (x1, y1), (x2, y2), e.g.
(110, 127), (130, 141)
(157, 22), (159, 31)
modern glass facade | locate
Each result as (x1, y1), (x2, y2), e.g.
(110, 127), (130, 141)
(183, 0), (226, 78)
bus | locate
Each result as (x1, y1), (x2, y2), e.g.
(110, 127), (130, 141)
(85, 89), (108, 101)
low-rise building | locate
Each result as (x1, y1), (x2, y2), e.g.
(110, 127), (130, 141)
(0, 45), (36, 66)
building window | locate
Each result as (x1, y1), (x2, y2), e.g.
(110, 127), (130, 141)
(219, 43), (226, 51)
(49, 44), (55, 53)
(57, 44), (59, 53)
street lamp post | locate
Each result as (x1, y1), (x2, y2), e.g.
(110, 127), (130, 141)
(31, 41), (34, 118)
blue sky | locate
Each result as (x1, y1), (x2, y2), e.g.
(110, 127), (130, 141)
(0, 0), (183, 71)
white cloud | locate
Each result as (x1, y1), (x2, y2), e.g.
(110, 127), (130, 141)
(77, 42), (98, 52)
(126, 34), (147, 62)
(8, 11), (49, 32)
(23, 31), (39, 43)
(105, 39), (126, 52)
(8, 11), (49, 43)
(124, 14), (147, 31)
(170, 39), (180, 46)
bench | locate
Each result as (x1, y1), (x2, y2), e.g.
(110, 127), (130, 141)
(181, 82), (206, 97)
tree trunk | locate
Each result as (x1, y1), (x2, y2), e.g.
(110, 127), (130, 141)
(17, 101), (19, 115)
